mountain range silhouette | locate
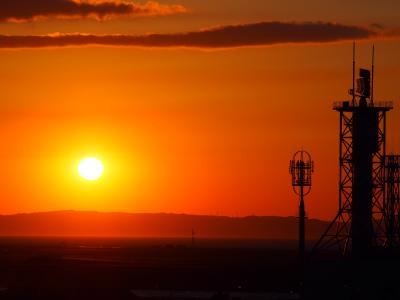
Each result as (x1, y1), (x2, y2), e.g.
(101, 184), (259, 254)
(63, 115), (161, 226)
(0, 211), (328, 239)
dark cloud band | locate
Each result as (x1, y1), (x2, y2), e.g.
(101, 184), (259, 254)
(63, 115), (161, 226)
(0, 22), (375, 49)
(0, 0), (187, 22)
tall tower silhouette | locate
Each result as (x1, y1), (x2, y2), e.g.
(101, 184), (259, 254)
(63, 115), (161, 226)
(313, 45), (394, 258)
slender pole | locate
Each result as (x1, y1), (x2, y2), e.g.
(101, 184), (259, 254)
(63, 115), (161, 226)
(299, 159), (305, 266)
(339, 111), (343, 209)
(298, 153), (306, 262)
(299, 180), (305, 299)
(299, 187), (305, 261)
(371, 45), (375, 104)
(352, 41), (356, 106)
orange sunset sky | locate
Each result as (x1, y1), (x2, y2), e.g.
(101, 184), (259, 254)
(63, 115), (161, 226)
(0, 0), (399, 220)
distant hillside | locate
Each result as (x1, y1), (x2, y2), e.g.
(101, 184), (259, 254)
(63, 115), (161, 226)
(0, 211), (329, 239)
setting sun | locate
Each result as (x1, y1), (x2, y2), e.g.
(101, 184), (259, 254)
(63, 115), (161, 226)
(78, 158), (104, 181)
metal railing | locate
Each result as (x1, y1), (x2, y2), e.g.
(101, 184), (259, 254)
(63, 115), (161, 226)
(333, 101), (394, 110)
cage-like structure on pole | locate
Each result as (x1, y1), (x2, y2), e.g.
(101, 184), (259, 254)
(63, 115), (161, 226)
(290, 150), (314, 259)
(290, 151), (314, 191)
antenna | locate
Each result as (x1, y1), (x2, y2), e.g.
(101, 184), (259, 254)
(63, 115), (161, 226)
(371, 45), (375, 104)
(314, 56), (394, 258)
(289, 151), (314, 260)
(352, 41), (356, 106)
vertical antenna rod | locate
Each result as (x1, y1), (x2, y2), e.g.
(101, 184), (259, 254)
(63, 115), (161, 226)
(352, 41), (356, 106)
(371, 45), (375, 104)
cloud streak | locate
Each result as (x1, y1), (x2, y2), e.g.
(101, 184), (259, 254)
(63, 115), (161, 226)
(0, 22), (376, 49)
(0, 0), (187, 22)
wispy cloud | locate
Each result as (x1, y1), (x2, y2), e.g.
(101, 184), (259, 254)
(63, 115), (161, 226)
(0, 22), (376, 49)
(0, 0), (188, 22)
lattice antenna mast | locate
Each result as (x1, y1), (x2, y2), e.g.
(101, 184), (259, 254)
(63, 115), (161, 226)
(289, 150), (314, 261)
(384, 155), (400, 247)
(313, 45), (394, 258)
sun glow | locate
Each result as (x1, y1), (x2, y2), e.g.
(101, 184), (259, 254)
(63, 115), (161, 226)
(78, 157), (104, 181)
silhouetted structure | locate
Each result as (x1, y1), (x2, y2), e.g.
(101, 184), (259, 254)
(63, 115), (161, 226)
(191, 227), (196, 247)
(289, 150), (314, 261)
(385, 155), (400, 247)
(314, 45), (396, 258)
